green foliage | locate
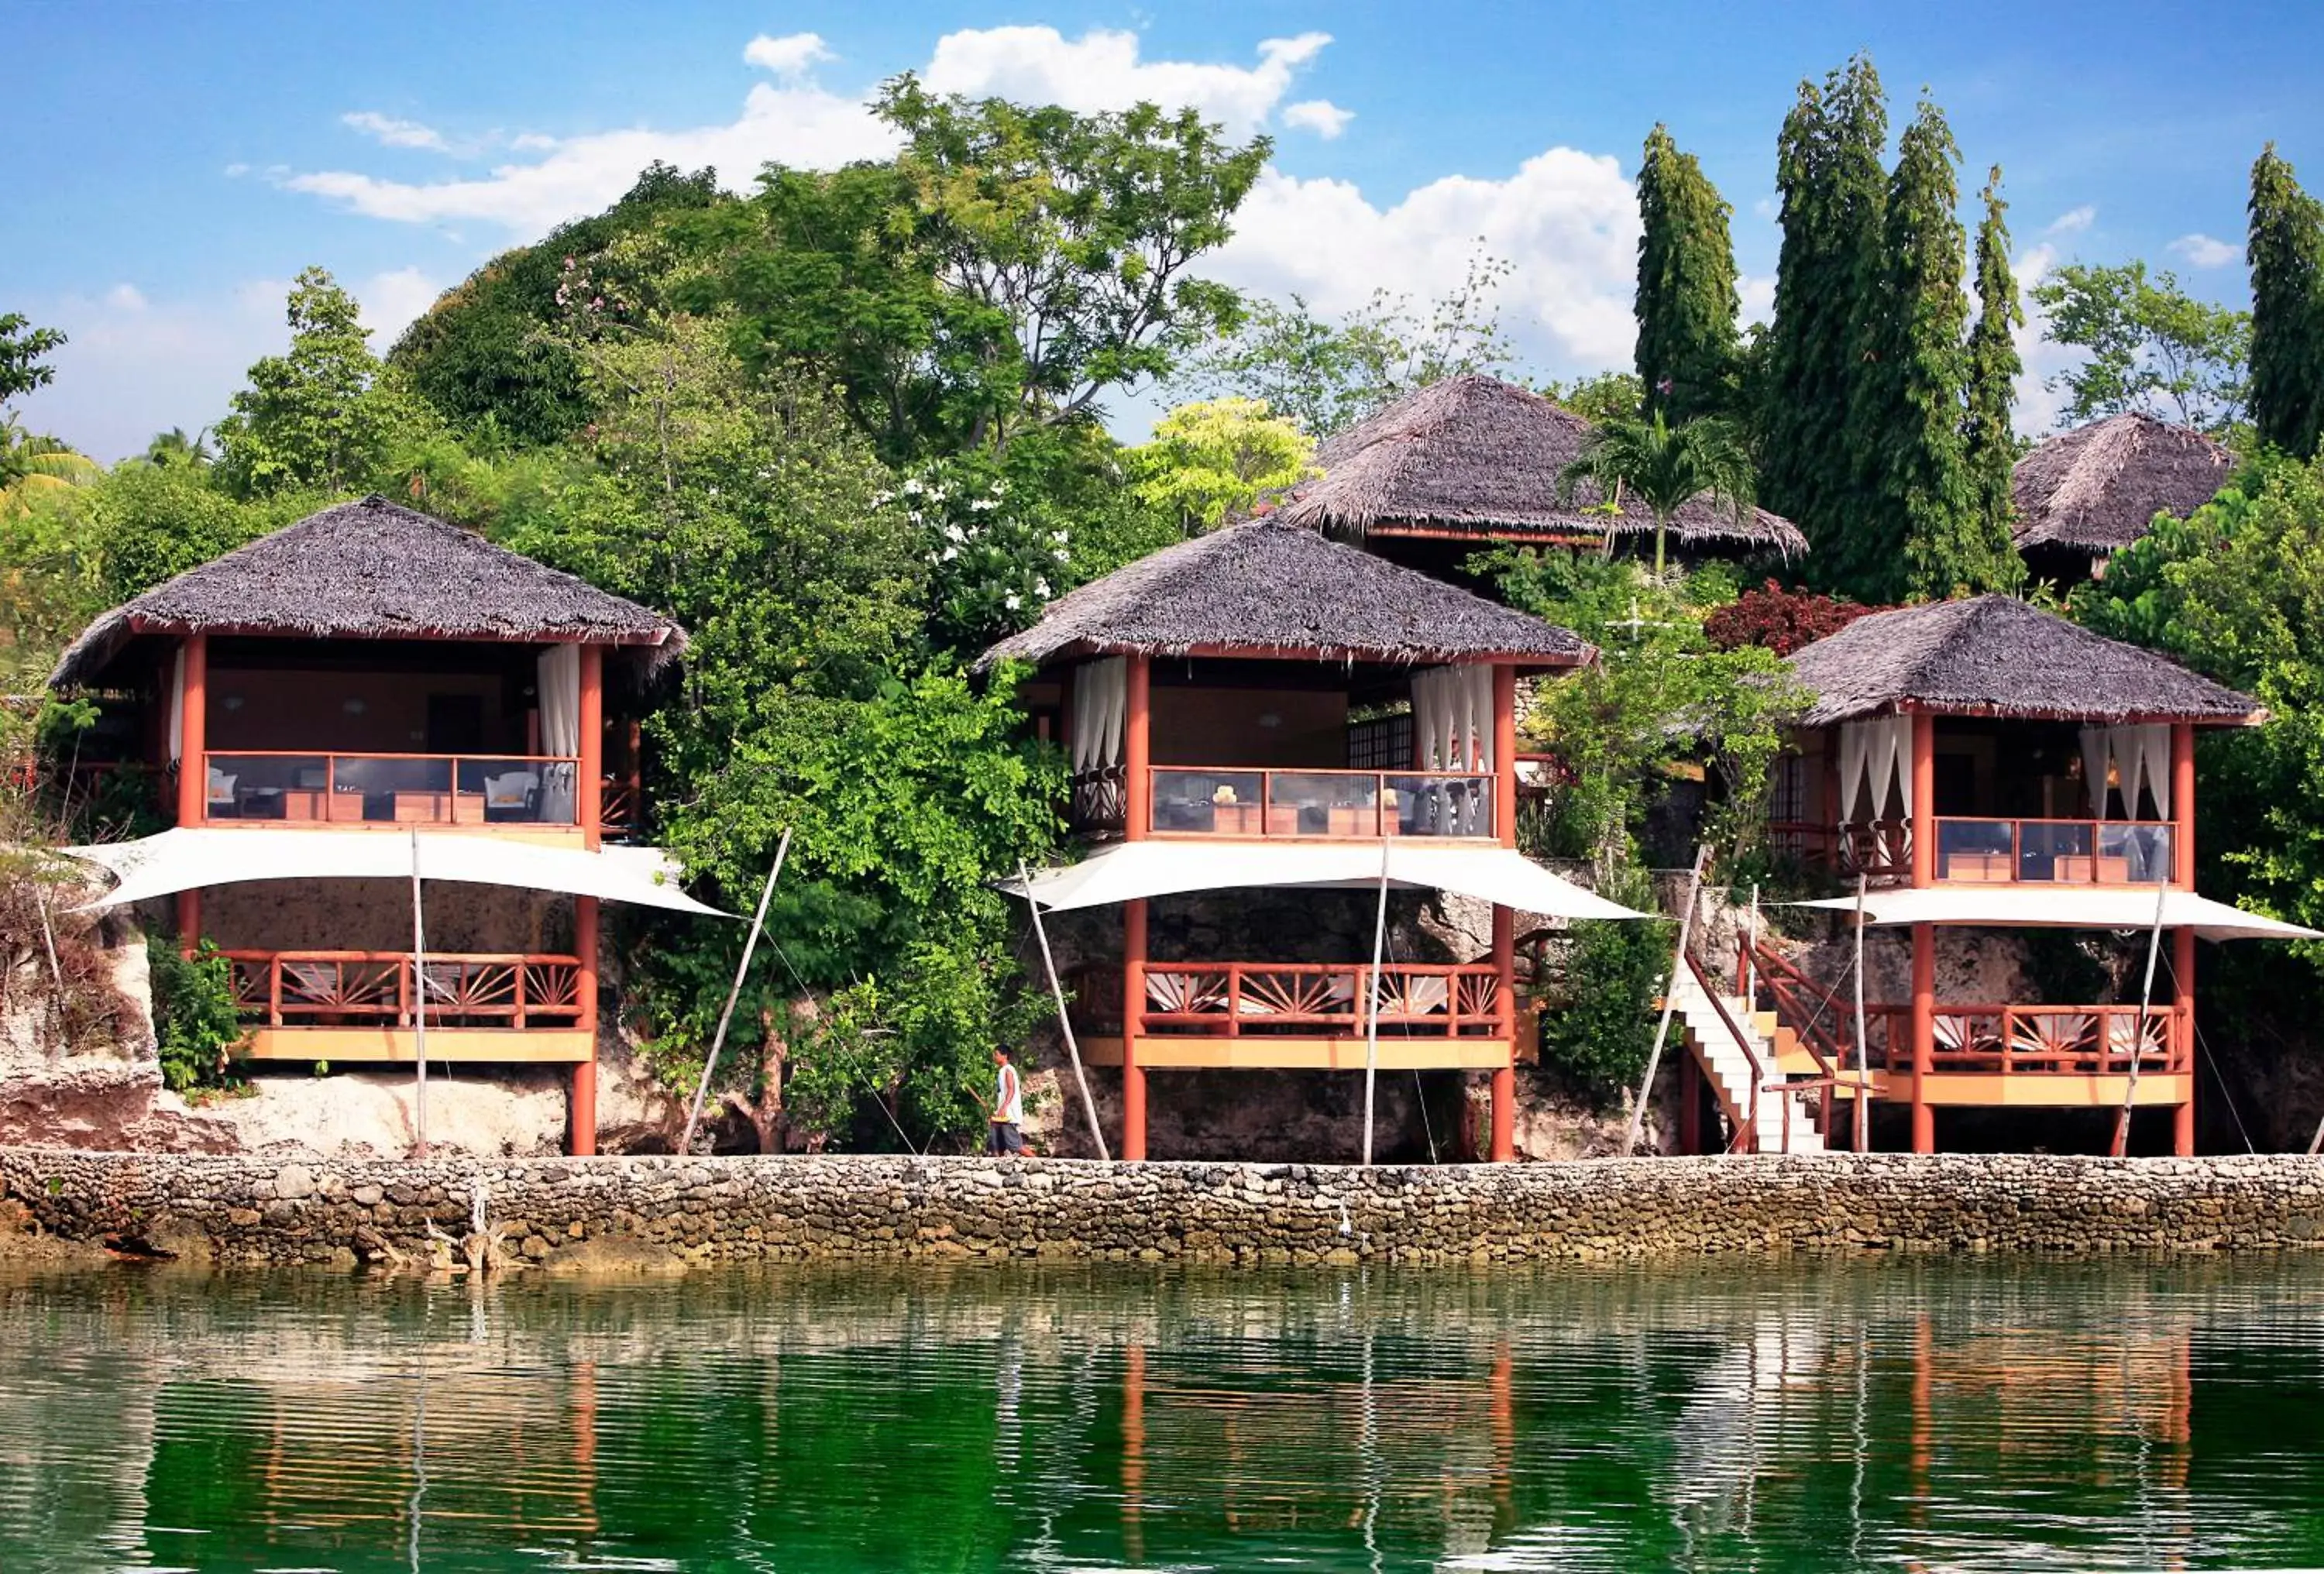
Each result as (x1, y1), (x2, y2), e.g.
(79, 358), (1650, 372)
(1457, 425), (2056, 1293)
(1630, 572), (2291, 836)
(0, 314), (65, 405)
(1965, 168), (2024, 550)
(1558, 411), (1754, 579)
(1128, 397), (1316, 531)
(2031, 259), (2251, 436)
(147, 938), (246, 1095)
(1541, 370), (1645, 426)
(1539, 864), (1669, 1102)
(890, 459), (1071, 651)
(1635, 125), (1741, 424)
(215, 268), (440, 498)
(2248, 143), (2324, 459)
(1761, 54), (1887, 579)
(875, 75), (1268, 445)
(1168, 252), (1520, 436)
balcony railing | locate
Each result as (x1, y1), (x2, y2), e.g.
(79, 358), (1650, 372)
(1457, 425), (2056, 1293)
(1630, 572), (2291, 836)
(224, 950), (584, 1030)
(1850, 1002), (2187, 1076)
(1934, 818), (2174, 885)
(1147, 767), (1496, 840)
(1069, 961), (1502, 1038)
(198, 751), (583, 828)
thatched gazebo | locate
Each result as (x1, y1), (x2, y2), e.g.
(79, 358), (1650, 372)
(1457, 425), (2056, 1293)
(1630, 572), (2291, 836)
(2011, 413), (2237, 584)
(1269, 374), (1807, 573)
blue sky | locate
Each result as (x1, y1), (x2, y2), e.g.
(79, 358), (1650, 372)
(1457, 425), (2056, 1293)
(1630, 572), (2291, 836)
(7, 1), (2314, 460)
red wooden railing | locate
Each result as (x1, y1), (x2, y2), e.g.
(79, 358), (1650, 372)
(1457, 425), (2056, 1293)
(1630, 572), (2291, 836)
(1146, 765), (1497, 840)
(198, 751), (583, 828)
(222, 950), (584, 1029)
(1066, 961), (1501, 1038)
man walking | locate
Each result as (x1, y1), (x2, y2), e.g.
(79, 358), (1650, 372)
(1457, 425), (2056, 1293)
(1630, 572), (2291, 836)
(984, 1046), (1026, 1156)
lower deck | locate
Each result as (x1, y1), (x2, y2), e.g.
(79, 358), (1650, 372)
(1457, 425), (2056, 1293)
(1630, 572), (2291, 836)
(239, 1026), (596, 1064)
(1077, 1036), (1514, 1071)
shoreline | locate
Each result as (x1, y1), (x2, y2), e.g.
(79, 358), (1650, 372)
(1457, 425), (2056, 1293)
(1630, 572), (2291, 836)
(8, 1148), (2324, 1269)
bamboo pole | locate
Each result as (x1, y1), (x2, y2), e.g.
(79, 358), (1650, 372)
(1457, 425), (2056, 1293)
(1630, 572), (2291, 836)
(1362, 837), (1393, 1167)
(1623, 845), (1709, 1156)
(679, 827), (790, 1157)
(1019, 858), (1110, 1163)
(410, 828), (429, 1160)
(2113, 876), (2173, 1157)
(1852, 872), (1869, 1154)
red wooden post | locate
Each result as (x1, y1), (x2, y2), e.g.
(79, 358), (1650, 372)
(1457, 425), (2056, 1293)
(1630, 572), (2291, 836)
(175, 634), (208, 829)
(1121, 655), (1151, 1160)
(2173, 926), (2196, 1156)
(578, 644), (605, 850)
(2171, 722), (2195, 886)
(572, 895), (600, 1156)
(1910, 924), (1936, 1153)
(1493, 663), (1518, 849)
(1909, 710), (1935, 888)
(1491, 901), (1516, 1161)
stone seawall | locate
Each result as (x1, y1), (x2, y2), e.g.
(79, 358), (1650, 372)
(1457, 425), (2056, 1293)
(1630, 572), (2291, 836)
(9, 1149), (2324, 1269)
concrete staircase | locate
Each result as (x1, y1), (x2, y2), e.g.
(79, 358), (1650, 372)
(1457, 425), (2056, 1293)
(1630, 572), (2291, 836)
(1669, 968), (1827, 1154)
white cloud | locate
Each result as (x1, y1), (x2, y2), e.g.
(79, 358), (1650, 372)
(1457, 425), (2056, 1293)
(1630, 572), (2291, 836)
(222, 161), (249, 178)
(356, 266), (444, 342)
(2045, 204), (2096, 237)
(743, 31), (836, 83)
(343, 110), (454, 153)
(103, 284), (147, 312)
(2169, 232), (2241, 269)
(2011, 237), (2077, 435)
(1282, 99), (1354, 139)
(1204, 149), (1642, 375)
(921, 27), (1328, 136)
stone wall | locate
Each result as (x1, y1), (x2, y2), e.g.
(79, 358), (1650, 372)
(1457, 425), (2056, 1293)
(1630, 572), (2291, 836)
(9, 1149), (2324, 1269)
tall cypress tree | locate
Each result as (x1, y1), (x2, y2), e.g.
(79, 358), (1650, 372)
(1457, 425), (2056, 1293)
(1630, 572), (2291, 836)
(1844, 95), (1979, 602)
(2249, 143), (2324, 459)
(1759, 55), (1887, 579)
(1958, 166), (2027, 593)
(1635, 123), (1741, 424)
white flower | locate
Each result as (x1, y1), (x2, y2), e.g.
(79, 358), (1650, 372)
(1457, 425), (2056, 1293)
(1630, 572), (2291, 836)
(969, 497), (998, 511)
(1033, 578), (1051, 598)
(944, 523), (966, 544)
(1053, 548), (1071, 563)
(1050, 529), (1069, 545)
(870, 490), (894, 508)
(901, 478), (924, 496)
(1004, 593), (1023, 610)
(940, 545), (959, 562)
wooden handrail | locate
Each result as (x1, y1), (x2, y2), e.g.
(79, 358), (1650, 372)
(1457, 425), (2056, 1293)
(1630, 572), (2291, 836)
(204, 750), (582, 765)
(1144, 765), (1498, 839)
(1132, 961), (1499, 1038)
(196, 750), (586, 828)
(222, 949), (583, 1030)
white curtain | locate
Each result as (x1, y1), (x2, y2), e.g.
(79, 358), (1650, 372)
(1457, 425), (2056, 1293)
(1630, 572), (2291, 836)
(1838, 717), (1912, 820)
(1069, 658), (1126, 774)
(1411, 666), (1494, 770)
(537, 644), (582, 823)
(2079, 723), (2171, 818)
(167, 645), (186, 766)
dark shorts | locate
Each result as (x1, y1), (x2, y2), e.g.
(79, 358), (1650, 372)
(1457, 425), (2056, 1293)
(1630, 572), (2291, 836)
(987, 1121), (1024, 1156)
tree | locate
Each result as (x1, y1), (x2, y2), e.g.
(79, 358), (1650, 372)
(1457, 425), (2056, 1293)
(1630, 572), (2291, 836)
(1558, 411), (1755, 579)
(2248, 143), (2324, 458)
(1964, 168), (2027, 569)
(2033, 261), (2251, 436)
(1635, 125), (1741, 424)
(0, 421), (100, 511)
(1128, 397), (1316, 532)
(1541, 371), (1645, 425)
(875, 76), (1269, 446)
(215, 268), (432, 498)
(0, 314), (66, 406)
(1760, 54), (1887, 574)
(142, 428), (212, 469)
(1844, 95), (2009, 600)
(1164, 249), (1519, 436)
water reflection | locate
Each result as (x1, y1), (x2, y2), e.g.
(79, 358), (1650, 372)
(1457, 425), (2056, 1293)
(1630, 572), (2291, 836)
(2, 1259), (2322, 1569)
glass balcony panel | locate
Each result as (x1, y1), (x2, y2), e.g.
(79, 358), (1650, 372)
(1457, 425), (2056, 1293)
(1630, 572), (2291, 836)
(2097, 822), (2174, 883)
(1150, 769), (1265, 835)
(1934, 818), (2013, 882)
(200, 754), (329, 820)
(1387, 774), (1494, 838)
(1270, 772), (1380, 838)
(2016, 820), (2094, 882)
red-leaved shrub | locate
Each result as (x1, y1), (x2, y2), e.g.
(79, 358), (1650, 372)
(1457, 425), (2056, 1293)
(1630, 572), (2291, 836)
(1703, 580), (1886, 655)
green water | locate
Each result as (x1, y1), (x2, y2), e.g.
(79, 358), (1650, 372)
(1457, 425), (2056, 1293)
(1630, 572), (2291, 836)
(5, 1257), (2324, 1571)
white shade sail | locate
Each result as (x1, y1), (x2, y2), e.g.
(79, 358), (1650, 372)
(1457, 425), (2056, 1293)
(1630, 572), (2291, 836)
(1792, 885), (2318, 943)
(59, 828), (730, 917)
(1007, 840), (1646, 920)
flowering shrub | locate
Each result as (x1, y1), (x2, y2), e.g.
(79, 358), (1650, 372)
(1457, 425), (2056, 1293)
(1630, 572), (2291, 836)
(1703, 579), (1884, 655)
(885, 462), (1074, 648)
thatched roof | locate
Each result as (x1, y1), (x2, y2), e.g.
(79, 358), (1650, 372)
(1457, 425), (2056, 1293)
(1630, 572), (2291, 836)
(2013, 412), (2236, 552)
(1271, 374), (1809, 555)
(978, 517), (1590, 668)
(51, 494), (686, 689)
(1786, 595), (2258, 727)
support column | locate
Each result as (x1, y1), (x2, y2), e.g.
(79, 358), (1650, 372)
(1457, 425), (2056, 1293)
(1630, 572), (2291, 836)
(571, 895), (600, 1156)
(1490, 902), (1516, 1162)
(175, 890), (200, 954)
(2171, 722), (2195, 886)
(1908, 710), (1934, 888)
(1121, 654), (1151, 1161)
(174, 634), (208, 829)
(1492, 663), (1518, 848)
(2174, 926), (2197, 1157)
(578, 644), (605, 850)
(1910, 923), (1935, 1153)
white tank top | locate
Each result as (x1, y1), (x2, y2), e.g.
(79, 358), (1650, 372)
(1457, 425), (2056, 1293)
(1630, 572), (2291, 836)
(995, 1063), (1023, 1124)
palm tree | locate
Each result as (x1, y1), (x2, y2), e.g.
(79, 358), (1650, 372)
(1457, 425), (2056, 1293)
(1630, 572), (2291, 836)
(143, 426), (212, 468)
(1558, 411), (1755, 579)
(0, 418), (101, 511)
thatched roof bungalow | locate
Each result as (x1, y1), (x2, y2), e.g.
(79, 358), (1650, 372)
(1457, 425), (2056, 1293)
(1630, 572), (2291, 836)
(2011, 413), (2237, 582)
(980, 515), (1591, 669)
(1786, 594), (2257, 727)
(1270, 374), (1807, 565)
(51, 494), (685, 691)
